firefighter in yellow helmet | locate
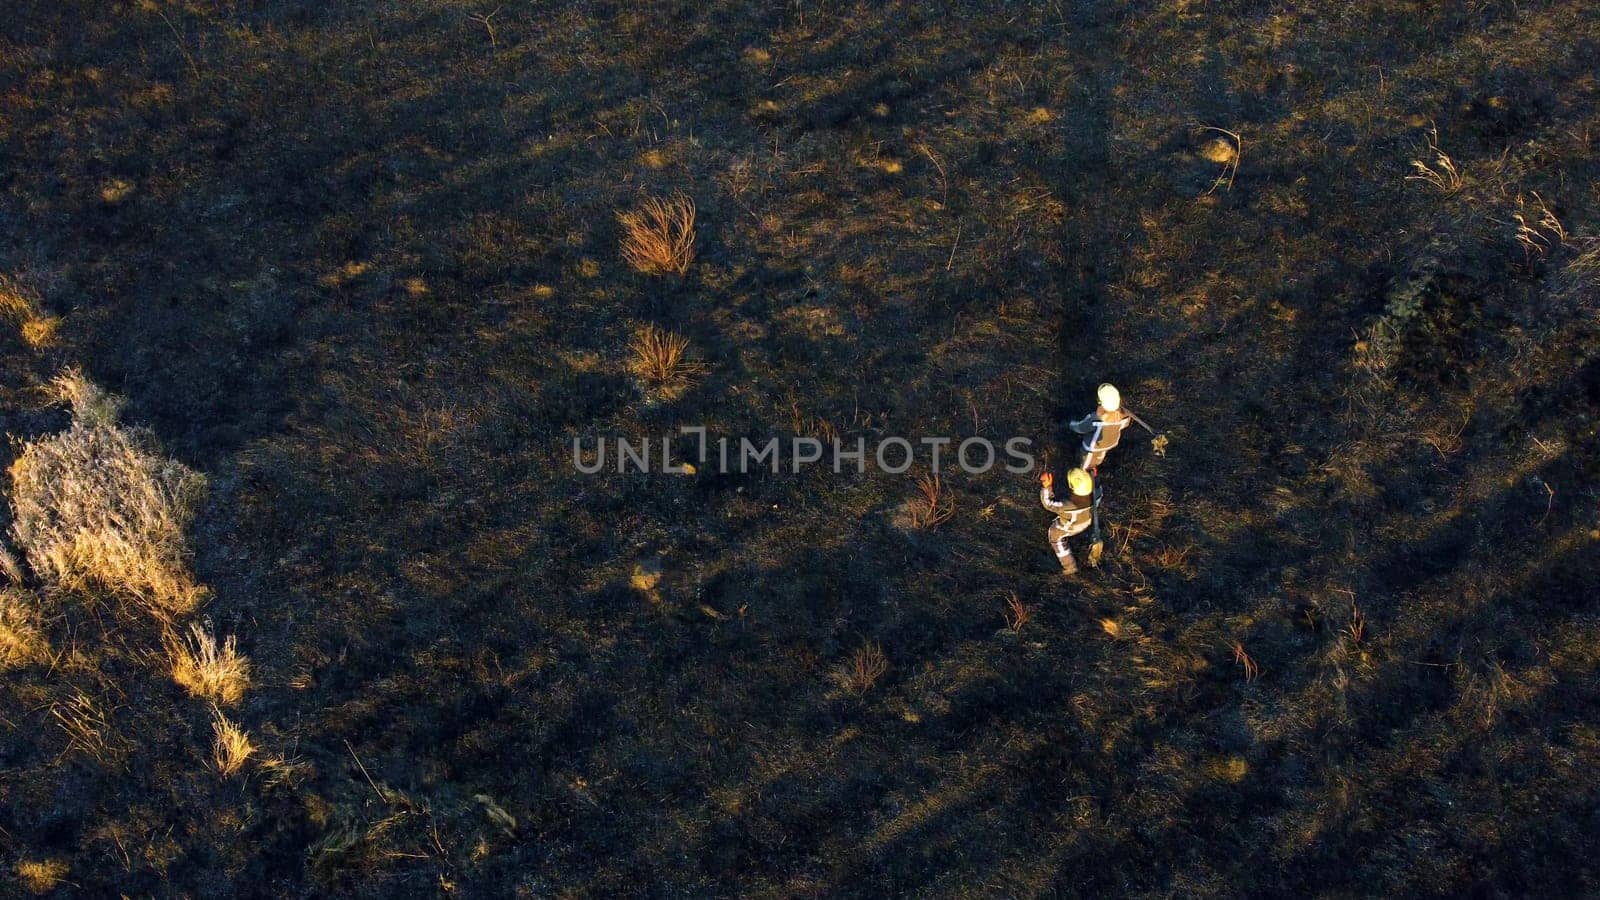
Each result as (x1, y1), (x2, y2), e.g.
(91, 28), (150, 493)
(1040, 467), (1101, 575)
(1070, 383), (1131, 471)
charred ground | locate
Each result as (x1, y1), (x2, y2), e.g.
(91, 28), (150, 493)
(2, 1), (1599, 896)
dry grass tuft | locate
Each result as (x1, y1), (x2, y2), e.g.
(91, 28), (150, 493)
(211, 707), (256, 776)
(1406, 124), (1464, 195)
(0, 588), (49, 669)
(8, 371), (207, 617)
(619, 193), (697, 275)
(627, 325), (704, 388)
(907, 473), (955, 530)
(168, 621), (251, 705)
(52, 691), (122, 766)
(49, 368), (126, 426)
(835, 641), (889, 695)
(1512, 192), (1566, 257)
(1002, 592), (1031, 632)
(0, 541), (24, 584)
(1231, 641), (1261, 681)
(1346, 603), (1366, 647)
(1198, 125), (1242, 193)
(0, 273), (63, 349)
(15, 859), (69, 895)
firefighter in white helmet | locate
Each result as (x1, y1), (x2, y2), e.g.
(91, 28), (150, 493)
(1040, 467), (1098, 575)
(1070, 383), (1132, 471)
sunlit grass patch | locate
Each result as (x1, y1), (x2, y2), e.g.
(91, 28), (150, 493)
(15, 859), (68, 895)
(8, 370), (207, 618)
(0, 588), (48, 670)
(168, 621), (251, 705)
(0, 273), (63, 349)
(211, 707), (256, 776)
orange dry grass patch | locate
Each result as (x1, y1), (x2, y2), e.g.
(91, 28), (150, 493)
(618, 194), (697, 275)
(0, 273), (63, 349)
(15, 859), (68, 895)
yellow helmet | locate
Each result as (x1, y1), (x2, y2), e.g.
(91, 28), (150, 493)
(1098, 383), (1121, 412)
(1067, 467), (1093, 496)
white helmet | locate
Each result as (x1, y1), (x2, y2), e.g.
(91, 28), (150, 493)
(1098, 383), (1121, 412)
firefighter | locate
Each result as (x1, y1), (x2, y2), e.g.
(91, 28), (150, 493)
(1070, 383), (1131, 471)
(1040, 467), (1097, 575)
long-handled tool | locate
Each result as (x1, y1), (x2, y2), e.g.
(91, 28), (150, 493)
(1125, 410), (1169, 457)
(1088, 477), (1105, 567)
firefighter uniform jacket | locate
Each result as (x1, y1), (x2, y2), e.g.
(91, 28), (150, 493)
(1041, 488), (1093, 538)
(1072, 406), (1130, 467)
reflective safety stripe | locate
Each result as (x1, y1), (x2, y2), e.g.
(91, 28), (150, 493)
(1083, 420), (1125, 452)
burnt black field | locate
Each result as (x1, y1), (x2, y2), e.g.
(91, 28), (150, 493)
(3, 2), (1600, 896)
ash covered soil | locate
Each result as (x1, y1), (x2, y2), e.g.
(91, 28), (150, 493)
(2, 1), (1599, 896)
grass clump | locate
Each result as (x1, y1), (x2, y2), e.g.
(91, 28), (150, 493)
(15, 859), (68, 895)
(619, 194), (697, 275)
(211, 707), (256, 776)
(8, 370), (207, 617)
(168, 621), (251, 705)
(835, 641), (889, 695)
(627, 325), (704, 394)
(0, 588), (48, 669)
(907, 474), (955, 530)
(51, 691), (122, 767)
(0, 273), (62, 349)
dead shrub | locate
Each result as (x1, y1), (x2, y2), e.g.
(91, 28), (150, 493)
(835, 641), (889, 695)
(8, 371), (207, 617)
(619, 194), (697, 275)
(168, 621), (251, 705)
